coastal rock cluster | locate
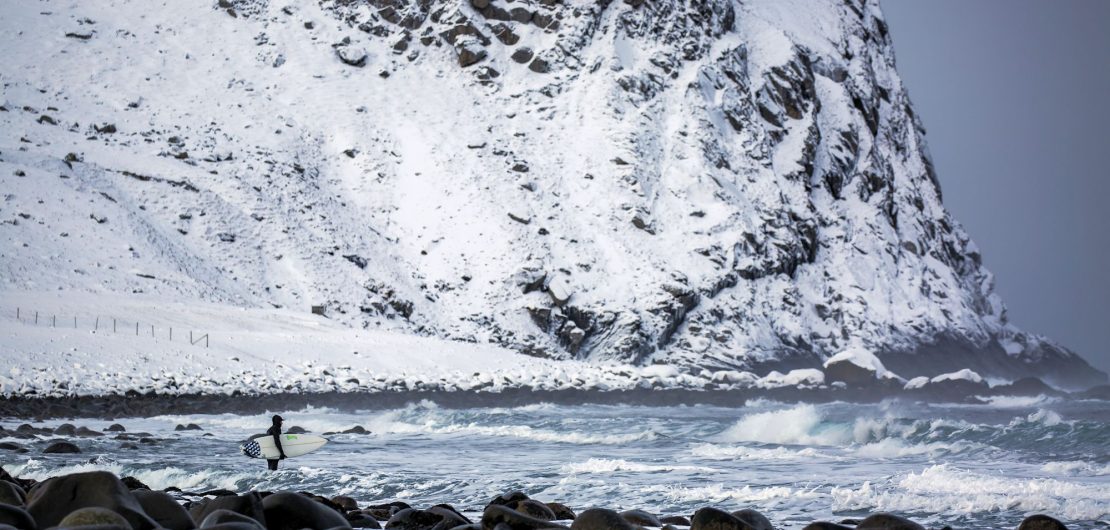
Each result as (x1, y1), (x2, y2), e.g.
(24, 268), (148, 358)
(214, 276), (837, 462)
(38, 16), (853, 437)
(0, 468), (1071, 530)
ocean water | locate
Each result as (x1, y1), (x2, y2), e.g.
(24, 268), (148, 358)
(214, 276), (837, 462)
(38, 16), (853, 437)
(2, 398), (1108, 529)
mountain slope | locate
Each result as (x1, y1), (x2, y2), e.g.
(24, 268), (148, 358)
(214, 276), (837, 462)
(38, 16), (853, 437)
(0, 0), (1102, 388)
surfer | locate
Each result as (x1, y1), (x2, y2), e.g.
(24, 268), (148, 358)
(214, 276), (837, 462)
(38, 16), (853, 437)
(266, 414), (288, 471)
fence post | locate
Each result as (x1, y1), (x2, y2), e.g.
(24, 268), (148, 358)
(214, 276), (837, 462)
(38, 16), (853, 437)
(74, 316), (77, 329)
(16, 307), (19, 321)
(206, 335), (209, 348)
(52, 315), (56, 327)
(170, 327), (173, 341)
(113, 318), (117, 333)
(190, 331), (193, 343)
(135, 322), (139, 336)
(151, 325), (154, 337)
(95, 316), (99, 331)
(35, 312), (39, 325)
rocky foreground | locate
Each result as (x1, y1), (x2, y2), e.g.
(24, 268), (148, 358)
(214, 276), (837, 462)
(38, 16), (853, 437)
(0, 468), (1073, 530)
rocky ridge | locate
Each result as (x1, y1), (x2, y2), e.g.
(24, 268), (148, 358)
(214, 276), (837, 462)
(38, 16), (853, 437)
(0, 0), (1102, 388)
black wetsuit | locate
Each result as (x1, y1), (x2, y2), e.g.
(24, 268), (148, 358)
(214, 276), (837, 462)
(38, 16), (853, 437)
(266, 423), (286, 470)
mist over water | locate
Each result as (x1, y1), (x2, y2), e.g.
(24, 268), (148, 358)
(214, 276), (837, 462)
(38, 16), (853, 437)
(2, 399), (1108, 529)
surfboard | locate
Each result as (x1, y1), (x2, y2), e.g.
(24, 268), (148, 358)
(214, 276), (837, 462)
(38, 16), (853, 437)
(240, 433), (327, 459)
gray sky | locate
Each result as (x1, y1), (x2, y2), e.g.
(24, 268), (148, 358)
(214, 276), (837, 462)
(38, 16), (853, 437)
(880, 0), (1110, 373)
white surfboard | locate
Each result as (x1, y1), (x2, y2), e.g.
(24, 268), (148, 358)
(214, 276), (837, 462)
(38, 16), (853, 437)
(240, 434), (327, 459)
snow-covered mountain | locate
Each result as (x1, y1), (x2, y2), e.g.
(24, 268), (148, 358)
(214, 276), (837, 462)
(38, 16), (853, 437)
(0, 0), (1102, 389)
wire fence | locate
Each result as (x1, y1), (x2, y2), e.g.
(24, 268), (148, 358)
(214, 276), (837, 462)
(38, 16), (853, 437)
(12, 307), (210, 347)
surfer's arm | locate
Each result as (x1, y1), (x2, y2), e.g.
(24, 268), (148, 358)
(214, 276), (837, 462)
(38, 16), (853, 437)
(269, 427), (287, 459)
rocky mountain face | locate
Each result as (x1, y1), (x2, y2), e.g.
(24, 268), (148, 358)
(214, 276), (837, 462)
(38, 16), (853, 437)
(0, 0), (1102, 388)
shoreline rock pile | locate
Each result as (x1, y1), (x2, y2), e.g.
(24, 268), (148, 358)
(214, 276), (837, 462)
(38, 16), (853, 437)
(0, 468), (1071, 530)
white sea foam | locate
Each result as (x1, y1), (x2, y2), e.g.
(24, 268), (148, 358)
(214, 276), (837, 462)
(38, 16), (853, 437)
(691, 443), (833, 461)
(716, 404), (852, 446)
(560, 458), (717, 474)
(640, 483), (825, 504)
(831, 464), (1110, 521)
(1040, 461), (1110, 476)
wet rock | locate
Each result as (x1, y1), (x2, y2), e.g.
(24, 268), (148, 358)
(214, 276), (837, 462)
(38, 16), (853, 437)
(364, 502), (411, 521)
(120, 476), (150, 491)
(690, 507), (755, 530)
(0, 505), (35, 530)
(619, 510), (659, 527)
(1016, 515), (1068, 530)
(261, 492), (350, 530)
(175, 424), (203, 432)
(801, 524), (853, 530)
(509, 7), (532, 23)
(0, 443), (22, 451)
(570, 508), (637, 530)
(731, 510), (772, 530)
(43, 441), (81, 454)
(511, 47), (534, 64)
(106, 424), (126, 432)
(25, 471), (157, 530)
(76, 426), (106, 437)
(331, 496), (358, 511)
(347, 513), (382, 529)
(855, 513), (925, 530)
(470, 0), (490, 8)
(59, 507), (132, 528)
(285, 426), (308, 434)
(660, 516), (690, 527)
(132, 490), (195, 530)
(513, 501), (555, 521)
(188, 493), (265, 527)
(53, 424), (76, 436)
(0, 480), (26, 506)
(342, 426), (369, 435)
(544, 504), (574, 521)
(386, 508), (451, 530)
(481, 505), (563, 530)
(201, 509), (264, 529)
(486, 492), (530, 510)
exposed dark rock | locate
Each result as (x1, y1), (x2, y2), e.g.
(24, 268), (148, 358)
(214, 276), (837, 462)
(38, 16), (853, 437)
(262, 492), (351, 530)
(690, 507), (756, 530)
(855, 513), (925, 530)
(43, 441), (80, 454)
(132, 490), (196, 530)
(25, 471), (157, 530)
(570, 508), (637, 530)
(511, 47), (534, 64)
(619, 510), (659, 527)
(188, 493), (266, 527)
(1016, 515), (1068, 530)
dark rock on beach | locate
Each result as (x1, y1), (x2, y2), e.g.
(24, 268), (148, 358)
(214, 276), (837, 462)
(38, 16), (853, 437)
(660, 516), (691, 526)
(545, 504), (575, 521)
(132, 490), (195, 530)
(0, 505), (36, 530)
(200, 509), (265, 529)
(106, 424), (127, 432)
(58, 506), (133, 528)
(570, 508), (637, 530)
(619, 509), (660, 527)
(801, 523), (854, 530)
(0, 480), (27, 506)
(481, 505), (563, 530)
(261, 492), (351, 530)
(43, 441), (81, 454)
(855, 513), (925, 530)
(691, 507), (758, 530)
(1016, 514), (1068, 530)
(25, 471), (158, 530)
(188, 492), (265, 527)
(731, 509), (772, 530)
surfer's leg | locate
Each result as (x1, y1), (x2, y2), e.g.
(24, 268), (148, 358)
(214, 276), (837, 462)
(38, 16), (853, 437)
(267, 459), (278, 471)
